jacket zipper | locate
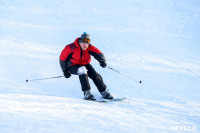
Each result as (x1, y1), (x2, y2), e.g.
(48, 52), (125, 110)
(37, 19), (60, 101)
(80, 49), (83, 59)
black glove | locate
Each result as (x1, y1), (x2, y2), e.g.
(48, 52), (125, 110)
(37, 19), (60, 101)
(99, 60), (107, 68)
(63, 71), (71, 78)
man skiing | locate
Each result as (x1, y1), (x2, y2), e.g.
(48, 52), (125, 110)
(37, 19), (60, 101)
(59, 32), (113, 100)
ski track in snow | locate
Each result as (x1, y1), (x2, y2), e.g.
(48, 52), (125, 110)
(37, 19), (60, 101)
(107, 54), (200, 76)
(0, 94), (199, 133)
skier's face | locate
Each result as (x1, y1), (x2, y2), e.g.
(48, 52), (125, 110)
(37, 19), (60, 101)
(80, 42), (89, 50)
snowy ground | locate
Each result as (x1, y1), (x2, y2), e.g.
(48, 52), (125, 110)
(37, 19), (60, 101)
(0, 0), (200, 133)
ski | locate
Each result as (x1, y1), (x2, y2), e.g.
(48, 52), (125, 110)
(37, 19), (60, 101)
(109, 97), (126, 102)
(84, 98), (126, 103)
(83, 99), (108, 103)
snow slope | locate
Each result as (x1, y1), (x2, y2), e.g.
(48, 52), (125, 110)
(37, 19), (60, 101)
(0, 0), (200, 132)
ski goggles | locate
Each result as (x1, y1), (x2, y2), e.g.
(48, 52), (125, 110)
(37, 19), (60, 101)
(82, 38), (90, 43)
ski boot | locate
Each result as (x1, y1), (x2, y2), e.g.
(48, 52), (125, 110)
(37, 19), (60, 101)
(84, 90), (96, 100)
(100, 89), (114, 99)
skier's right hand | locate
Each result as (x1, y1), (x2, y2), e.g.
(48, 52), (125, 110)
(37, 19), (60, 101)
(64, 71), (71, 78)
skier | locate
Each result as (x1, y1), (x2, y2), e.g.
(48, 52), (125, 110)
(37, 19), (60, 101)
(59, 32), (113, 100)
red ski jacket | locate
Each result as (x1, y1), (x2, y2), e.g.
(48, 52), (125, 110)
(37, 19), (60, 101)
(60, 38), (105, 72)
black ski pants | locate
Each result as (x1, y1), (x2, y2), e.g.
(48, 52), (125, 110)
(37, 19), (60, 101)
(68, 63), (106, 92)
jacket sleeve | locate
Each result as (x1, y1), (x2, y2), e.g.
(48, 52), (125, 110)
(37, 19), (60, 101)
(89, 44), (106, 63)
(59, 45), (73, 72)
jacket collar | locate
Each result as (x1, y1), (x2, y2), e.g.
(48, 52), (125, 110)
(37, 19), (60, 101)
(74, 38), (81, 48)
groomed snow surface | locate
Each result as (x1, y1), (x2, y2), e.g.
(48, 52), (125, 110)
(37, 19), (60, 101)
(0, 0), (200, 133)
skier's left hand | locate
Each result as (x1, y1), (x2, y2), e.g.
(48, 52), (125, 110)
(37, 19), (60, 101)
(100, 60), (107, 68)
(64, 70), (71, 78)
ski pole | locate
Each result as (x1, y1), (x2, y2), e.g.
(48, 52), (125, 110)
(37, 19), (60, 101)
(26, 76), (64, 82)
(107, 67), (142, 83)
